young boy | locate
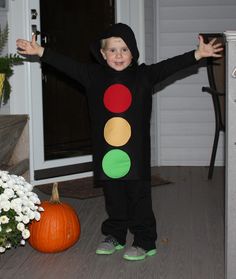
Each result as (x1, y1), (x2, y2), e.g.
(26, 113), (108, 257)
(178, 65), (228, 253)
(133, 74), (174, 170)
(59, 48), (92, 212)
(16, 23), (223, 261)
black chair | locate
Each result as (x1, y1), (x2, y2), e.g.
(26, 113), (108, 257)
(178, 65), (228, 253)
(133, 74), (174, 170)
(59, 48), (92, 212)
(201, 33), (225, 179)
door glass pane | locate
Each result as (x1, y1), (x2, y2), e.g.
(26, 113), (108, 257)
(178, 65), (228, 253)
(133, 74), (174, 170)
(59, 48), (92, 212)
(40, 0), (115, 160)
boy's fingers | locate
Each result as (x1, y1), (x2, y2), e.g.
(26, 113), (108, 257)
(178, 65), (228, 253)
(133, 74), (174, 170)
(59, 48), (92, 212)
(198, 35), (203, 41)
(213, 43), (223, 49)
(198, 35), (204, 44)
(209, 37), (217, 45)
(32, 34), (36, 44)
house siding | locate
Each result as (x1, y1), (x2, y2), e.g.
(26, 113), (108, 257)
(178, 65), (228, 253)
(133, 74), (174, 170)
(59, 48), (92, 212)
(155, 0), (236, 166)
(145, 0), (157, 166)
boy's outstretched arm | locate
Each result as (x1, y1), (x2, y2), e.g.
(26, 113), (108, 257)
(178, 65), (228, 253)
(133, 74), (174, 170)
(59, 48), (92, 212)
(194, 35), (223, 60)
(16, 34), (90, 88)
(16, 34), (44, 57)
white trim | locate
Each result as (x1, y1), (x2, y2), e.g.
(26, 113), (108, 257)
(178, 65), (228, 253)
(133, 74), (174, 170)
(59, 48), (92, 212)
(224, 30), (236, 279)
(154, 0), (161, 166)
(27, 0), (94, 184)
(115, 0), (145, 63)
(224, 30), (236, 41)
(32, 171), (93, 186)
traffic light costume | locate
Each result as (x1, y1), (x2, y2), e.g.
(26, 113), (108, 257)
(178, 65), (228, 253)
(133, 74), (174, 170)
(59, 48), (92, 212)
(41, 23), (198, 250)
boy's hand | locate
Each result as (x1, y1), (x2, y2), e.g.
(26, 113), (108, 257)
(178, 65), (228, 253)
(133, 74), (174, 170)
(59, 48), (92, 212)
(16, 34), (45, 57)
(194, 35), (224, 60)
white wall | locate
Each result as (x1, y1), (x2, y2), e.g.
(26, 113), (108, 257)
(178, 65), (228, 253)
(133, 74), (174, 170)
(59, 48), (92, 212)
(8, 0), (31, 115)
(0, 7), (9, 114)
(0, 1), (31, 115)
(154, 0), (236, 166)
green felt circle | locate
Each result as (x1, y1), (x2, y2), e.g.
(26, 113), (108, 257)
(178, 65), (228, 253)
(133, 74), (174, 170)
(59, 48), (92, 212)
(102, 149), (131, 179)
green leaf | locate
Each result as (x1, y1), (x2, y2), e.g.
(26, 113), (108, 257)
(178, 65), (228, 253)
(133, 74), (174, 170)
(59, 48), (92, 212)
(0, 23), (25, 105)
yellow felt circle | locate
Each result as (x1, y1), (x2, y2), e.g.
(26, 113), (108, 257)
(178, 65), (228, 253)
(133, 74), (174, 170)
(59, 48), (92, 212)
(104, 117), (131, 147)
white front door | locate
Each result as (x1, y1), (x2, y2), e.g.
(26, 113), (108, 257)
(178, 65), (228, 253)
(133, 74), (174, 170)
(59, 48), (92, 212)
(20, 0), (95, 185)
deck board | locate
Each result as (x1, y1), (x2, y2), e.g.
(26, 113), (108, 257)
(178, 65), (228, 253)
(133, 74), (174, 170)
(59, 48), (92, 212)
(0, 167), (224, 279)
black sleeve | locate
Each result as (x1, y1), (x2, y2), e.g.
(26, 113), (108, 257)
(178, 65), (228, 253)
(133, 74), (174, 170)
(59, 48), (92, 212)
(145, 50), (199, 86)
(40, 48), (91, 88)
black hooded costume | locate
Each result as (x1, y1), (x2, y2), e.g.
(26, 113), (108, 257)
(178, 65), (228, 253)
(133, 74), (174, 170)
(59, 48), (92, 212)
(40, 23), (198, 250)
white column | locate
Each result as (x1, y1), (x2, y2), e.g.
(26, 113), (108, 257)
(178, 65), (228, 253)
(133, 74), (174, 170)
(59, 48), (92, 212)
(224, 30), (236, 279)
(8, 0), (31, 114)
(115, 0), (145, 63)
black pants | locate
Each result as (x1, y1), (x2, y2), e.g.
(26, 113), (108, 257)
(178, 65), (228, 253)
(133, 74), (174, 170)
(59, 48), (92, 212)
(101, 180), (157, 251)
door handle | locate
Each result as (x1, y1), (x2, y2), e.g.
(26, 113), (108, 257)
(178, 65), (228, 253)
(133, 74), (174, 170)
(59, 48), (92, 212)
(31, 25), (40, 40)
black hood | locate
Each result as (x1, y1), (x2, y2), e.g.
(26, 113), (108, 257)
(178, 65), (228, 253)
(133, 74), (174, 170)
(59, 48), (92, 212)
(90, 23), (139, 65)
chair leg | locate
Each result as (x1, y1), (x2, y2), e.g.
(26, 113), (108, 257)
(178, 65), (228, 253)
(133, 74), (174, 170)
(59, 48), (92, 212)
(208, 130), (220, 179)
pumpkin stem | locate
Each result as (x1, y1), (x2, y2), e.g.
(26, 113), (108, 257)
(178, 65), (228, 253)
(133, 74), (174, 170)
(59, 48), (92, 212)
(50, 182), (61, 203)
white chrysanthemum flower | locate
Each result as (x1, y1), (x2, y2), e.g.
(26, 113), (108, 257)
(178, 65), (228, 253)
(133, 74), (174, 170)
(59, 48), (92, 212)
(0, 215), (10, 224)
(25, 200), (34, 210)
(0, 246), (6, 253)
(12, 197), (22, 203)
(28, 210), (36, 220)
(22, 215), (30, 224)
(34, 211), (41, 221)
(0, 171), (42, 252)
(11, 198), (23, 210)
(27, 190), (34, 195)
(17, 222), (25, 232)
(11, 205), (22, 215)
(15, 214), (23, 222)
(16, 190), (25, 197)
(38, 206), (44, 212)
(12, 184), (20, 192)
(0, 193), (8, 201)
(22, 206), (30, 215)
(19, 176), (25, 181)
(6, 180), (14, 187)
(1, 201), (11, 212)
(29, 195), (38, 204)
(24, 183), (33, 192)
(4, 188), (15, 199)
(22, 229), (30, 239)
(21, 196), (29, 205)
(1, 182), (8, 189)
(1, 174), (9, 182)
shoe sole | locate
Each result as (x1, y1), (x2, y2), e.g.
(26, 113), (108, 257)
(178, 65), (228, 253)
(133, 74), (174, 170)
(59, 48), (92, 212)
(96, 244), (124, 255)
(123, 249), (157, 261)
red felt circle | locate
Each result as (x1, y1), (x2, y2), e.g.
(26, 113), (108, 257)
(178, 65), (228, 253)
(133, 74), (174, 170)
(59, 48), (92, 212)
(103, 84), (132, 113)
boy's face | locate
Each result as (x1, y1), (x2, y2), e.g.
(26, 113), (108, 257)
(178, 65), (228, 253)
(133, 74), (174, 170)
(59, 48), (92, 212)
(100, 37), (133, 71)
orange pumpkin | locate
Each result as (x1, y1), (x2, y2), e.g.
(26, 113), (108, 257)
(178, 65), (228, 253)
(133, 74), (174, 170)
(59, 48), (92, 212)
(29, 182), (81, 253)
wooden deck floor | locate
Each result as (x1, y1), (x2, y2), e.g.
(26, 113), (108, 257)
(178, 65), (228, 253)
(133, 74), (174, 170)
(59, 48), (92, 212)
(0, 166), (225, 279)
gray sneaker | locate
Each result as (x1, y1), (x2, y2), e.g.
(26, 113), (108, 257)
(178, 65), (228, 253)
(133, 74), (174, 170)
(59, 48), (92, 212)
(123, 246), (157, 261)
(96, 235), (124, 255)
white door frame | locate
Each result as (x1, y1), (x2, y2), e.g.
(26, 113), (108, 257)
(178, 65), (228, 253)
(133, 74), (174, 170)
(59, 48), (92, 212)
(116, 0), (145, 64)
(8, 0), (145, 185)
